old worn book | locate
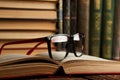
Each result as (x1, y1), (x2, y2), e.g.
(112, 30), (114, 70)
(89, 0), (103, 57)
(63, 0), (77, 35)
(0, 31), (55, 40)
(0, 51), (120, 79)
(58, 0), (63, 34)
(0, 9), (57, 20)
(112, 0), (120, 60)
(101, 0), (115, 59)
(70, 0), (77, 35)
(0, 19), (56, 31)
(63, 0), (71, 34)
(0, 0), (57, 10)
(77, 0), (90, 54)
(38, 0), (58, 2)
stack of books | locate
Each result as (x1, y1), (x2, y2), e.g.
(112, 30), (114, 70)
(0, 0), (58, 55)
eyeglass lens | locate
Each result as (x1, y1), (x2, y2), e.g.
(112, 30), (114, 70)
(49, 33), (84, 60)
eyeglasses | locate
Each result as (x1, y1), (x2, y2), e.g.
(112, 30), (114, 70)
(0, 33), (85, 60)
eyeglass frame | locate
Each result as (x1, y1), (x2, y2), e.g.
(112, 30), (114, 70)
(0, 33), (85, 60)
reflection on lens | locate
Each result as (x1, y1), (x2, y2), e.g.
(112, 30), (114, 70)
(51, 36), (67, 43)
(51, 51), (67, 60)
(54, 42), (67, 60)
(73, 33), (80, 41)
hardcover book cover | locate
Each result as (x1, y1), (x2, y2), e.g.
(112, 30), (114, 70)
(89, 0), (103, 57)
(101, 0), (115, 59)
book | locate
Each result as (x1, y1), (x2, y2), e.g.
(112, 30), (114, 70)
(0, 31), (55, 40)
(0, 0), (57, 10)
(89, 0), (103, 57)
(63, 0), (71, 34)
(112, 0), (120, 60)
(37, 0), (58, 1)
(100, 0), (115, 59)
(56, 0), (63, 51)
(0, 0), (58, 2)
(61, 0), (71, 51)
(0, 51), (120, 79)
(70, 0), (77, 35)
(77, 0), (90, 54)
(63, 0), (78, 35)
(58, 0), (63, 34)
(0, 9), (57, 20)
(0, 19), (56, 31)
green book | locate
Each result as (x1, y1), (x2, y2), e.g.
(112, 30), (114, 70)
(101, 0), (115, 59)
(89, 0), (103, 57)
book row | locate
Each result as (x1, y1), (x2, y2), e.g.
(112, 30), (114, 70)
(77, 0), (120, 60)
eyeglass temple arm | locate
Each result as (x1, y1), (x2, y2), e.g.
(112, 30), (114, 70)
(26, 41), (45, 55)
(26, 38), (49, 55)
(47, 39), (53, 58)
(0, 37), (47, 55)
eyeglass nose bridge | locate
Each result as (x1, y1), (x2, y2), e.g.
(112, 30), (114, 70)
(67, 33), (85, 56)
(65, 36), (83, 58)
(65, 36), (75, 52)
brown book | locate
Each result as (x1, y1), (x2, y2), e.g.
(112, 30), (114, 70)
(77, 0), (90, 54)
(70, 0), (77, 35)
(112, 0), (120, 60)
(27, 0), (57, 1)
(0, 19), (56, 31)
(0, 51), (120, 79)
(0, 9), (57, 20)
(0, 0), (57, 10)
(63, 0), (71, 34)
(0, 0), (58, 2)
(0, 31), (55, 40)
(58, 0), (63, 34)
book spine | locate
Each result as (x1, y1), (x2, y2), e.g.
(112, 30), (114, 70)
(0, 1), (57, 10)
(89, 0), (103, 57)
(112, 0), (120, 60)
(101, 0), (115, 59)
(56, 0), (63, 51)
(63, 0), (71, 34)
(70, 0), (77, 35)
(58, 0), (63, 34)
(62, 0), (78, 51)
(63, 0), (78, 35)
(0, 31), (55, 40)
(0, 9), (57, 20)
(0, 19), (56, 31)
(77, 0), (90, 54)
